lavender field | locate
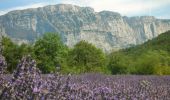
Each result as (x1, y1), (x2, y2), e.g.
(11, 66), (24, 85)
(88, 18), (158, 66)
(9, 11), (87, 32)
(0, 55), (170, 100)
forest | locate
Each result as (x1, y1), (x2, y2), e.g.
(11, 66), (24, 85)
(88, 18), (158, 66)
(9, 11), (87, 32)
(1, 31), (170, 75)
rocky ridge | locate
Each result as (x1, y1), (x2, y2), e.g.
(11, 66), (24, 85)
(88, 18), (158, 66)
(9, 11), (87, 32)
(0, 4), (170, 52)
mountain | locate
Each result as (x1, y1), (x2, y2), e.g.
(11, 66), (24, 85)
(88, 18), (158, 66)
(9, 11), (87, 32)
(0, 4), (170, 52)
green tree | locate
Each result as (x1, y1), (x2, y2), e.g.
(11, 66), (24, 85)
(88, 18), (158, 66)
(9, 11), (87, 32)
(2, 37), (18, 72)
(18, 43), (33, 56)
(34, 33), (68, 73)
(2, 37), (32, 72)
(68, 40), (107, 73)
(108, 52), (133, 74)
(134, 50), (170, 75)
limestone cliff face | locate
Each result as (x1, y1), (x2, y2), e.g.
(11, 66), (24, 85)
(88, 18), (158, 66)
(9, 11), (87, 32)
(0, 4), (170, 52)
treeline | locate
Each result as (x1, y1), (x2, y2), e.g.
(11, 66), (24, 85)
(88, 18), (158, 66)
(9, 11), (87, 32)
(1, 31), (170, 75)
(1, 33), (108, 74)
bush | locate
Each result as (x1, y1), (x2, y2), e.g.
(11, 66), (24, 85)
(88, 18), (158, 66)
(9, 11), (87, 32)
(67, 40), (108, 73)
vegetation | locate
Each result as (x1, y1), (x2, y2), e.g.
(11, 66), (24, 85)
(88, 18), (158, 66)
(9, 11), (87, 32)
(67, 40), (108, 74)
(33, 33), (68, 73)
(1, 31), (170, 74)
(108, 31), (170, 75)
(2, 37), (33, 72)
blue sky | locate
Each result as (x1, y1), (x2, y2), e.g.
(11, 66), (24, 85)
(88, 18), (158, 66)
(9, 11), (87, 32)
(0, 0), (170, 19)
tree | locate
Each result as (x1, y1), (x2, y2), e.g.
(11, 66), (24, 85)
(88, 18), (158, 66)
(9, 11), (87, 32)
(2, 37), (33, 72)
(134, 50), (170, 75)
(108, 52), (132, 74)
(68, 40), (107, 73)
(34, 33), (68, 73)
(2, 37), (19, 72)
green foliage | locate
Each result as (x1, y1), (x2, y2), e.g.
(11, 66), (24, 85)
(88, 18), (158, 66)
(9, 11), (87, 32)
(134, 50), (170, 75)
(108, 53), (128, 74)
(67, 40), (108, 74)
(122, 31), (170, 55)
(108, 31), (170, 75)
(155, 66), (170, 75)
(2, 37), (33, 72)
(134, 51), (159, 74)
(1, 31), (170, 75)
(33, 33), (68, 73)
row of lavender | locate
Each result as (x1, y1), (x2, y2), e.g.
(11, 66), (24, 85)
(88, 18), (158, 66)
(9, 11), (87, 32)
(0, 55), (170, 100)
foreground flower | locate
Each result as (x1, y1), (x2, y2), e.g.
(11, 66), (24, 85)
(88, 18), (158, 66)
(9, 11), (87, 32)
(0, 55), (43, 99)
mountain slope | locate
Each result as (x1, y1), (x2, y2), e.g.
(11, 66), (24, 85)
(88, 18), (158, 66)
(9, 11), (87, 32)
(108, 31), (170, 74)
(0, 4), (170, 52)
(121, 31), (170, 55)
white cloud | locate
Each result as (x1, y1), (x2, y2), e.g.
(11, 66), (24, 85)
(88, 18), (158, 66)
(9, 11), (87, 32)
(60, 0), (170, 16)
(0, 3), (47, 15)
(0, 0), (170, 18)
(0, 11), (6, 15)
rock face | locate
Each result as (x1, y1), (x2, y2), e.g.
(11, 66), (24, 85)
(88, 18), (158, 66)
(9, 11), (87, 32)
(0, 4), (170, 52)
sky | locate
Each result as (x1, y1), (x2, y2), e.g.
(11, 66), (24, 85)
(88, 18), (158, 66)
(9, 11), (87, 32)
(0, 0), (170, 19)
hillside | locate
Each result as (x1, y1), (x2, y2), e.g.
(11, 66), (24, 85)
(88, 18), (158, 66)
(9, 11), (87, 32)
(121, 30), (170, 55)
(109, 31), (170, 75)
